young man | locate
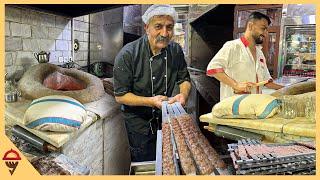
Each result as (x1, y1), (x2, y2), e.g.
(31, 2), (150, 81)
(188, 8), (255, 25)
(113, 4), (191, 162)
(207, 11), (283, 100)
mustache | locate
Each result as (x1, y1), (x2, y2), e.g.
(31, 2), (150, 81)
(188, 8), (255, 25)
(156, 35), (170, 43)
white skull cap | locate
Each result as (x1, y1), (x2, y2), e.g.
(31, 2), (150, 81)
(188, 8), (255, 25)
(142, 4), (178, 24)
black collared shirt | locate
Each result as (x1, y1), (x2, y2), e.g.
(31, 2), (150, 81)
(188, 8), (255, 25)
(113, 34), (190, 134)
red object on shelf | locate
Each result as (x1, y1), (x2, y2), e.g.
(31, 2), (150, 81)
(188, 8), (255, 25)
(283, 69), (315, 77)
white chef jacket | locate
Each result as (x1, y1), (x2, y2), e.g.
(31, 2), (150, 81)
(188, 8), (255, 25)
(206, 37), (272, 100)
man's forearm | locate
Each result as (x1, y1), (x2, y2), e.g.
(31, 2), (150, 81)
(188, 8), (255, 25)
(265, 82), (284, 90)
(179, 81), (191, 99)
(212, 72), (237, 89)
(115, 92), (154, 107)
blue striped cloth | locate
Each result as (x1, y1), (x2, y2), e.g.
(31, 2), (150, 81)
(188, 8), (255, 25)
(24, 95), (86, 132)
(231, 94), (280, 119)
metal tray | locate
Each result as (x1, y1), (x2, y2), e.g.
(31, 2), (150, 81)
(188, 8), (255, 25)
(130, 161), (156, 175)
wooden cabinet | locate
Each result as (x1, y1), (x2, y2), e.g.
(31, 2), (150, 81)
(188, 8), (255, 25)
(234, 5), (282, 78)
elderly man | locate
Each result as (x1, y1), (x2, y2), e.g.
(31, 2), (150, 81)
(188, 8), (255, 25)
(207, 11), (283, 100)
(113, 4), (191, 162)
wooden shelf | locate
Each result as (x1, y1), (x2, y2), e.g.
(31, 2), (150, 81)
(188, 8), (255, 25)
(286, 52), (316, 55)
(285, 64), (315, 66)
(286, 41), (316, 43)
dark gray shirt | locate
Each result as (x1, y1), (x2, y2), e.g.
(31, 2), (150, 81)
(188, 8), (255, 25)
(113, 34), (190, 134)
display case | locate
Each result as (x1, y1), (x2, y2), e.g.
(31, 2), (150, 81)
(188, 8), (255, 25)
(282, 25), (316, 77)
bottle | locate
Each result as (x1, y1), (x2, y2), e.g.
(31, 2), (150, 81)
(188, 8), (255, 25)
(281, 95), (297, 119)
(305, 96), (315, 122)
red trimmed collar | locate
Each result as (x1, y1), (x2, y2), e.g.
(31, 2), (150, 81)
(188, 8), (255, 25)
(240, 36), (250, 47)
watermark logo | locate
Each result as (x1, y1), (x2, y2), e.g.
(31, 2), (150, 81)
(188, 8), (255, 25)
(2, 149), (21, 175)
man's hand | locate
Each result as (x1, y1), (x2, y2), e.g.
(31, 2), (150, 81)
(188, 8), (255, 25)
(168, 93), (187, 106)
(150, 95), (168, 109)
(233, 81), (255, 94)
(211, 72), (257, 94)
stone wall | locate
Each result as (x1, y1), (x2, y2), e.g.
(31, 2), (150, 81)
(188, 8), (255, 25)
(62, 119), (104, 175)
(5, 5), (72, 80)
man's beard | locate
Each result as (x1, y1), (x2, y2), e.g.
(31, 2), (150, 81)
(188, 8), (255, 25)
(254, 34), (264, 44)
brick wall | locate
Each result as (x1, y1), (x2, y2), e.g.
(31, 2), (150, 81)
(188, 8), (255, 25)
(5, 5), (129, 80)
(73, 15), (89, 67)
(5, 5), (72, 80)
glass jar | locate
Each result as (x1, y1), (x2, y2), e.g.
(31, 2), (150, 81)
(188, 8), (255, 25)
(5, 80), (14, 93)
(305, 96), (315, 122)
(4, 80), (20, 103)
(280, 95), (297, 119)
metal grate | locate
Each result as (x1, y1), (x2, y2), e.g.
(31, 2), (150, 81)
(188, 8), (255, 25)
(228, 139), (316, 175)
